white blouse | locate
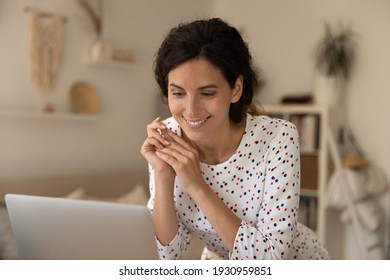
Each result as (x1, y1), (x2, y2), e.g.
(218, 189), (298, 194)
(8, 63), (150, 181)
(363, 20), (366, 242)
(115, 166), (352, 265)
(147, 114), (329, 260)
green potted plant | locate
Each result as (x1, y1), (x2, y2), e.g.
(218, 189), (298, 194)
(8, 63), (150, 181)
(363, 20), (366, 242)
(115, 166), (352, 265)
(313, 22), (357, 107)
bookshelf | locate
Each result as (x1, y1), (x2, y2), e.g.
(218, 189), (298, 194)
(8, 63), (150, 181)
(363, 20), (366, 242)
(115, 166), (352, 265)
(263, 104), (331, 240)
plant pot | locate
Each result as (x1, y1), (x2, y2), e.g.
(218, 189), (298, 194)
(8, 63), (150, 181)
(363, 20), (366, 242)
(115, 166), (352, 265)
(313, 74), (345, 108)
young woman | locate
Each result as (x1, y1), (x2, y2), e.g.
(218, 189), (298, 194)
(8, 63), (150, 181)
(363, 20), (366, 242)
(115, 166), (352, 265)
(140, 18), (329, 260)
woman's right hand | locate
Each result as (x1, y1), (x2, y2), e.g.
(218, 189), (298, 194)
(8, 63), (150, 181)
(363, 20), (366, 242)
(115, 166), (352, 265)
(140, 117), (175, 178)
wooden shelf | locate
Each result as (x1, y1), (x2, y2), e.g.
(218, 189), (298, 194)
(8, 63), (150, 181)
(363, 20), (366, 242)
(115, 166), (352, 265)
(0, 110), (100, 121)
(84, 57), (134, 70)
(263, 103), (327, 114)
(301, 188), (318, 197)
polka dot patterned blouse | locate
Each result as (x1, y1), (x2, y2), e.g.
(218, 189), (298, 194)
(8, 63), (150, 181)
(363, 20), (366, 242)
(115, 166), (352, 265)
(147, 114), (330, 260)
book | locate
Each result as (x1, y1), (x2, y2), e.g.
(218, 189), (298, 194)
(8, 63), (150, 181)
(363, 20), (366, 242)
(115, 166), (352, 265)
(300, 114), (318, 152)
(298, 196), (318, 231)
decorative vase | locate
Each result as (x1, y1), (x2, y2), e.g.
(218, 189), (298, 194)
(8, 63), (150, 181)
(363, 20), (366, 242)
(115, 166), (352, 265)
(313, 74), (345, 108)
(89, 39), (112, 62)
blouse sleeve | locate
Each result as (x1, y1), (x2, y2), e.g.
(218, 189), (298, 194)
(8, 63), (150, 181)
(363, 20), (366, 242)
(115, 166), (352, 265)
(230, 121), (301, 259)
(146, 165), (191, 260)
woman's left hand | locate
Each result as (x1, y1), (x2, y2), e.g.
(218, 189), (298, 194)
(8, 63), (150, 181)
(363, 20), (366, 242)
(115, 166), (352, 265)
(155, 130), (206, 194)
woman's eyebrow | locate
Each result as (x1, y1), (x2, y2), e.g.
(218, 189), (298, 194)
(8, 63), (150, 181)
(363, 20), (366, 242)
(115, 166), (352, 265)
(168, 83), (218, 90)
(169, 83), (184, 89)
(197, 84), (218, 90)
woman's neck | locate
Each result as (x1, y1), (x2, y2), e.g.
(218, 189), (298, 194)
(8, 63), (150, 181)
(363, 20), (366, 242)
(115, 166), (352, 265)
(186, 118), (246, 165)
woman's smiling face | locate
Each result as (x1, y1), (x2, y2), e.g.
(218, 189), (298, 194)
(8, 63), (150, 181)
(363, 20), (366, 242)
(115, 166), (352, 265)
(167, 58), (242, 143)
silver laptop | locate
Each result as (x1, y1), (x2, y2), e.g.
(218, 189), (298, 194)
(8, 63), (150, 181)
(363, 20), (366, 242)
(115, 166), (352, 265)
(5, 193), (159, 260)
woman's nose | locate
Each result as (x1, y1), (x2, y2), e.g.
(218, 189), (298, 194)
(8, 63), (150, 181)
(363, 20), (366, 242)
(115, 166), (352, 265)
(186, 96), (201, 115)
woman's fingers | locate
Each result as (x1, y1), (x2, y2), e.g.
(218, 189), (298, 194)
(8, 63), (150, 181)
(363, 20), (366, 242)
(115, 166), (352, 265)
(156, 135), (199, 173)
(155, 134), (203, 194)
(160, 127), (174, 143)
(167, 130), (193, 149)
(146, 117), (170, 148)
(147, 117), (166, 135)
(156, 145), (182, 162)
(155, 149), (176, 167)
(146, 119), (198, 173)
(146, 136), (164, 150)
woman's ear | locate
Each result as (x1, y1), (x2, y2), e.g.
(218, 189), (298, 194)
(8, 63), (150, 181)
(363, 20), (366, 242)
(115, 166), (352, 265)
(231, 75), (244, 104)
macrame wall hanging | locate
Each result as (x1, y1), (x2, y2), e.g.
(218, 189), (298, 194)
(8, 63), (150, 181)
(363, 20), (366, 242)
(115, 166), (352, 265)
(27, 8), (64, 94)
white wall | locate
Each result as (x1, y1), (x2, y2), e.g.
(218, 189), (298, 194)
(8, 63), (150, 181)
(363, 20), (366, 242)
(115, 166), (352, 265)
(1, 0), (389, 183)
(0, 0), (212, 178)
(214, 0), (390, 180)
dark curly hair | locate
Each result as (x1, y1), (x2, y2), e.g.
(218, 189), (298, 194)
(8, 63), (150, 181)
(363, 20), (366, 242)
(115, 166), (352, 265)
(154, 18), (262, 123)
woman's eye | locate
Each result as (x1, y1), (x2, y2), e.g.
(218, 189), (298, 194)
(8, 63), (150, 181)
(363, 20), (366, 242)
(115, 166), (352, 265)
(171, 92), (184, 97)
(202, 92), (216, 97)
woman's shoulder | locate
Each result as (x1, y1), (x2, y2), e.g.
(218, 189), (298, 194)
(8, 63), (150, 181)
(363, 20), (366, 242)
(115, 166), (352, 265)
(247, 114), (298, 134)
(246, 113), (300, 152)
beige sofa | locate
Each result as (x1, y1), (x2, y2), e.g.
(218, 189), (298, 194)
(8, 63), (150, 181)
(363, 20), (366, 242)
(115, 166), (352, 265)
(0, 169), (203, 259)
(0, 169), (149, 204)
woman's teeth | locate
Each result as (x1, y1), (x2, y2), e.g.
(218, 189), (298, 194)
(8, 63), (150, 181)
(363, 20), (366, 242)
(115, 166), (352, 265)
(185, 117), (208, 127)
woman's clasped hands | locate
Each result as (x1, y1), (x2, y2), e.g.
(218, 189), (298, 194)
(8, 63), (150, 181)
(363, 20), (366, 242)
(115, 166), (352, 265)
(141, 117), (205, 194)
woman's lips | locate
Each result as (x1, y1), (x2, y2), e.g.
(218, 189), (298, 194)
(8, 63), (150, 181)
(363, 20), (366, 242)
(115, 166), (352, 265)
(184, 116), (210, 128)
